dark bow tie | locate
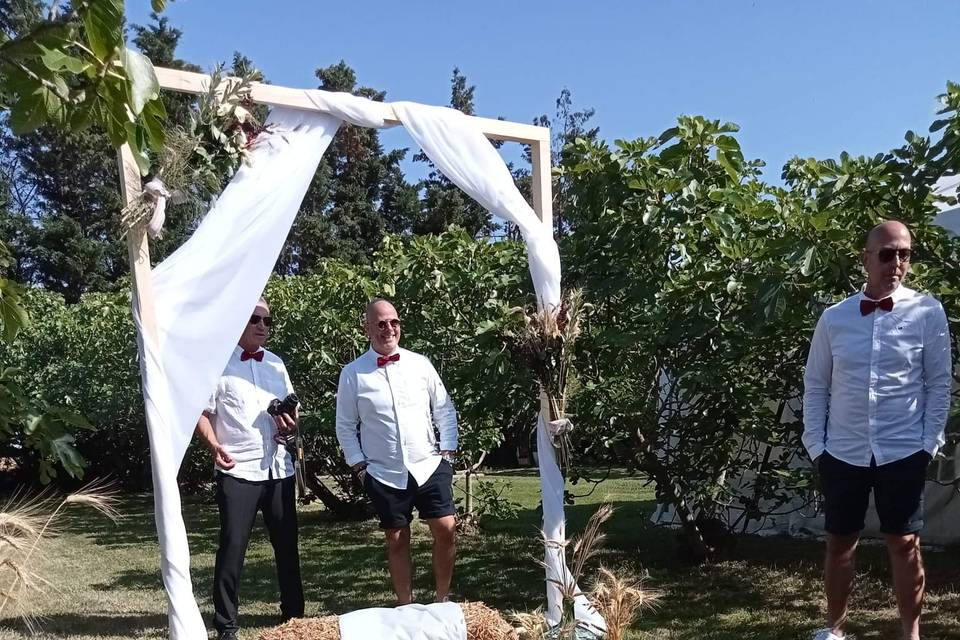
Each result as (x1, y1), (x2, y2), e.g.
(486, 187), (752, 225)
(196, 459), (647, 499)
(377, 353), (400, 367)
(241, 350), (264, 362)
(860, 297), (894, 316)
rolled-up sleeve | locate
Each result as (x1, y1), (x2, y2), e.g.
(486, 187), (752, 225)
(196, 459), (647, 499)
(335, 367), (366, 467)
(802, 313), (832, 461)
(922, 303), (952, 457)
(427, 361), (458, 451)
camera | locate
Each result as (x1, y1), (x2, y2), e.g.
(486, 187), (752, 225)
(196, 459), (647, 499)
(267, 393), (300, 419)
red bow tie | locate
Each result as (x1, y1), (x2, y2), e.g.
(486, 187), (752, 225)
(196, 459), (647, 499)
(377, 353), (400, 367)
(241, 350), (264, 362)
(860, 297), (894, 316)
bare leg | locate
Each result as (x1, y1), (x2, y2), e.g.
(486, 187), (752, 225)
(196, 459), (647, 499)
(384, 527), (413, 605)
(427, 516), (456, 601)
(825, 532), (860, 634)
(885, 533), (923, 640)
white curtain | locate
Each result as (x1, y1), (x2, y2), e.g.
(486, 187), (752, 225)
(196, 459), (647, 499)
(135, 90), (599, 638)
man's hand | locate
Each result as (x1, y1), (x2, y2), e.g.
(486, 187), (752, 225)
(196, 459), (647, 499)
(213, 444), (235, 470)
(441, 450), (456, 464)
(352, 461), (368, 482)
(273, 406), (299, 443)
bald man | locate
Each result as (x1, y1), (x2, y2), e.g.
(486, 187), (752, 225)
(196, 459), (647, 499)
(803, 221), (952, 640)
(335, 298), (459, 605)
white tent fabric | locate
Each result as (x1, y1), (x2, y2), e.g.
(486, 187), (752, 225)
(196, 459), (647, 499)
(339, 602), (465, 640)
(134, 90), (597, 638)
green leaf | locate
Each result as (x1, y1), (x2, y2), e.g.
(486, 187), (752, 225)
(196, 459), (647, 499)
(121, 48), (160, 116)
(151, 0), (168, 10)
(81, 0), (124, 60)
(0, 279), (29, 342)
(9, 88), (47, 134)
(800, 246), (817, 277)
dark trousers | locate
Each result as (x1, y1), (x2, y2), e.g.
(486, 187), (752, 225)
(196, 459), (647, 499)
(212, 472), (304, 633)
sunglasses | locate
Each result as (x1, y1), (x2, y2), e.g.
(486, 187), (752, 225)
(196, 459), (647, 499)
(250, 314), (273, 327)
(375, 319), (401, 331)
(870, 248), (912, 263)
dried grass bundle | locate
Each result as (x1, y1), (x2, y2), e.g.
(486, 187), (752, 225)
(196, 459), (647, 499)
(589, 567), (661, 640)
(511, 289), (588, 468)
(0, 479), (121, 630)
(259, 615), (341, 640)
(462, 601), (517, 640)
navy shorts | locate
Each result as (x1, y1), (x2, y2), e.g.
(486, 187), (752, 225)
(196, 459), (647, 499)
(364, 460), (455, 529)
(819, 450), (930, 536)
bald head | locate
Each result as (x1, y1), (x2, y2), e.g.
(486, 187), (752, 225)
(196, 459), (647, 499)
(862, 220), (912, 299)
(865, 220), (911, 250)
(364, 298), (401, 356)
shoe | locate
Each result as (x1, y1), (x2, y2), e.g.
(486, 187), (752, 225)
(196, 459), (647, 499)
(217, 632), (238, 640)
(812, 629), (850, 640)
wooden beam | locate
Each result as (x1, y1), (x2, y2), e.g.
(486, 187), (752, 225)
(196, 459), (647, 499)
(117, 144), (158, 345)
(154, 67), (550, 145)
(530, 138), (553, 228)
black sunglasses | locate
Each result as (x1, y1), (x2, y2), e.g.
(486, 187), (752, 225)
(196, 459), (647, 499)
(871, 248), (912, 263)
(250, 314), (273, 327)
(375, 319), (401, 331)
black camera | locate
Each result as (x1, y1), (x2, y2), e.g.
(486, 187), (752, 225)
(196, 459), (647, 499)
(267, 393), (300, 419)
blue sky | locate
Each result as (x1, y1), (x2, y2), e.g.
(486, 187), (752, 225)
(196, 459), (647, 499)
(127, 1), (960, 183)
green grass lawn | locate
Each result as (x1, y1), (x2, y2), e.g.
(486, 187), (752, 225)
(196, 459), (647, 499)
(3, 471), (960, 639)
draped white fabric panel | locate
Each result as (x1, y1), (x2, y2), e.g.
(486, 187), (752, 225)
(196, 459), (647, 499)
(135, 89), (596, 638)
(134, 107), (341, 638)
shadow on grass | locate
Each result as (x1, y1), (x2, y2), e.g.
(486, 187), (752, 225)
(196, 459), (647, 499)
(49, 484), (960, 640)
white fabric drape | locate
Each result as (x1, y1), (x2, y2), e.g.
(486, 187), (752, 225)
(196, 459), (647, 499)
(134, 107), (341, 638)
(135, 89), (598, 638)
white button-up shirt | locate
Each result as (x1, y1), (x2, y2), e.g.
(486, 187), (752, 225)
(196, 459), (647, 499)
(205, 345), (296, 481)
(335, 347), (458, 490)
(802, 285), (952, 467)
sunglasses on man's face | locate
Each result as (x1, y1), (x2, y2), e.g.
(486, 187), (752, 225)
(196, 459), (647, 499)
(375, 319), (401, 331)
(872, 248), (913, 263)
(250, 314), (273, 327)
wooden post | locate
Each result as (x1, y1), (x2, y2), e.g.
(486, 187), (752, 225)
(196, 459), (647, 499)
(530, 138), (553, 230)
(116, 144), (158, 344)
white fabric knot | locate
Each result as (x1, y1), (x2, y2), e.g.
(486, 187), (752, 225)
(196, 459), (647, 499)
(143, 178), (171, 238)
(547, 417), (573, 442)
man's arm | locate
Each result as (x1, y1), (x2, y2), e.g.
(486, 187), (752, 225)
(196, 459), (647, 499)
(426, 360), (458, 457)
(334, 367), (366, 473)
(922, 303), (952, 457)
(195, 411), (235, 470)
(802, 313), (832, 462)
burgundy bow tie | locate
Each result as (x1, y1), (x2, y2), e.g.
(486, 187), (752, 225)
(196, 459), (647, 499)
(241, 350), (264, 362)
(377, 353), (400, 367)
(860, 297), (894, 316)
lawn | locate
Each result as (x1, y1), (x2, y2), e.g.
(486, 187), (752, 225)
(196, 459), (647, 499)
(3, 471), (960, 639)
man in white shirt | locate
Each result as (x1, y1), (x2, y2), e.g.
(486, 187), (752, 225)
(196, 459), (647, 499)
(803, 221), (952, 640)
(336, 298), (459, 605)
(194, 298), (304, 640)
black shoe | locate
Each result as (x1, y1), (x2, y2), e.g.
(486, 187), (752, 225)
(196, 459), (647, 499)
(217, 632), (238, 640)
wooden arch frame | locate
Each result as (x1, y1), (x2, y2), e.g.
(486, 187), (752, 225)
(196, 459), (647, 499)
(116, 66), (553, 350)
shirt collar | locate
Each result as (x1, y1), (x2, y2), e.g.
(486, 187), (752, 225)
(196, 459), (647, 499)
(367, 346), (401, 361)
(859, 283), (912, 303)
(235, 345), (265, 359)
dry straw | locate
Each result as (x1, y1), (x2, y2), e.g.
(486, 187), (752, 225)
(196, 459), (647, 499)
(0, 479), (120, 630)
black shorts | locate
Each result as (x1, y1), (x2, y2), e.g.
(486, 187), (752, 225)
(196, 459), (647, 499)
(364, 460), (455, 529)
(819, 450), (930, 536)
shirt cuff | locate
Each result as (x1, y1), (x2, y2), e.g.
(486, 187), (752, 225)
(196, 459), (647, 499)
(344, 452), (366, 467)
(805, 443), (825, 463)
(440, 440), (457, 452)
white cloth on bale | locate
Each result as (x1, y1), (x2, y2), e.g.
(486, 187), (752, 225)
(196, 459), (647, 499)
(338, 602), (465, 640)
